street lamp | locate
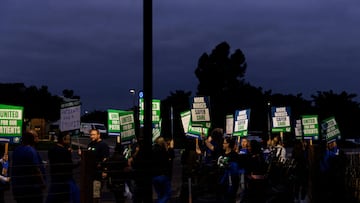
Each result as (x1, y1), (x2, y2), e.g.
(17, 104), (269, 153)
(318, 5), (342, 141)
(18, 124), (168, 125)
(129, 89), (136, 108)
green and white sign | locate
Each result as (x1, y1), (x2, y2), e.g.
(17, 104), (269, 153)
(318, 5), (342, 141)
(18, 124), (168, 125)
(139, 98), (161, 125)
(301, 115), (319, 140)
(139, 98), (161, 139)
(119, 111), (136, 142)
(0, 104), (23, 143)
(152, 123), (161, 142)
(181, 110), (209, 138)
(108, 109), (135, 143)
(233, 109), (250, 137)
(271, 106), (291, 133)
(181, 111), (191, 135)
(321, 117), (341, 142)
(107, 109), (121, 136)
(190, 96), (211, 128)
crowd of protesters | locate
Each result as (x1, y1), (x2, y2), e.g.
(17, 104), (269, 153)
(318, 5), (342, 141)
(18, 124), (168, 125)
(175, 128), (349, 203)
(4, 127), (351, 203)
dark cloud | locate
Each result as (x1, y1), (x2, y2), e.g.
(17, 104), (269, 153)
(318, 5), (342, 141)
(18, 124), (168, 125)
(1, 0), (360, 112)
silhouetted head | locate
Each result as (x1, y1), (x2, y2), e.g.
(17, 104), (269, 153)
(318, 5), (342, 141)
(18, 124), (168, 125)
(57, 131), (71, 147)
(22, 130), (38, 146)
(223, 136), (235, 150)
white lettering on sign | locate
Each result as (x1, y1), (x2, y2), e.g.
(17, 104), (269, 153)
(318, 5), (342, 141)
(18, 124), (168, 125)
(193, 103), (207, 108)
(194, 97), (205, 103)
(152, 102), (160, 110)
(274, 112), (287, 117)
(0, 126), (21, 134)
(302, 118), (317, 125)
(276, 107), (286, 112)
(109, 125), (120, 130)
(0, 110), (22, 119)
(303, 129), (318, 134)
(0, 120), (8, 125)
(120, 115), (134, 125)
(121, 129), (135, 138)
(109, 112), (119, 120)
(60, 105), (81, 132)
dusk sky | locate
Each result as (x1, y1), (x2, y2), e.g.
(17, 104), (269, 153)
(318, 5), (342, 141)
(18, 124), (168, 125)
(1, 0), (360, 113)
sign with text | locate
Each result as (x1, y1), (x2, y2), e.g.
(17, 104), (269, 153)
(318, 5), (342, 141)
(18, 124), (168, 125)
(0, 104), (23, 143)
(139, 98), (161, 125)
(119, 111), (136, 142)
(321, 116), (341, 142)
(301, 115), (319, 140)
(294, 119), (303, 140)
(107, 109), (121, 136)
(225, 114), (234, 135)
(181, 111), (191, 135)
(108, 109), (136, 143)
(60, 100), (81, 132)
(190, 96), (211, 128)
(181, 110), (208, 138)
(271, 106), (291, 133)
(233, 109), (250, 137)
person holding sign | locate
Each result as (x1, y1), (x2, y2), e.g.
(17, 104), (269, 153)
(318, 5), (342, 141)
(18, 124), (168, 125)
(0, 143), (10, 203)
(204, 128), (224, 167)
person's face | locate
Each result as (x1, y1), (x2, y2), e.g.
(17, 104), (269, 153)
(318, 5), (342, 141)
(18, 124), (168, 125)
(241, 139), (248, 148)
(30, 130), (39, 143)
(90, 130), (100, 142)
(63, 134), (71, 146)
(223, 140), (230, 150)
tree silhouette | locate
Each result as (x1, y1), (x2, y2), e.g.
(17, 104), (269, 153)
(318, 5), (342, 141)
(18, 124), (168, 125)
(195, 41), (247, 96)
(62, 89), (80, 99)
(311, 90), (360, 139)
(0, 83), (62, 121)
(195, 41), (249, 129)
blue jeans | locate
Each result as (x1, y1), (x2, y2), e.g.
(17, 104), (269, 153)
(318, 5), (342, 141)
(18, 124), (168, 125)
(152, 175), (171, 203)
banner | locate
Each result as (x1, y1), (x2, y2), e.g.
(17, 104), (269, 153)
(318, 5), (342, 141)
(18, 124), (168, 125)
(233, 109), (250, 137)
(0, 104), (23, 143)
(301, 115), (319, 140)
(139, 98), (161, 125)
(107, 109), (121, 136)
(321, 116), (341, 142)
(271, 106), (291, 133)
(181, 110), (208, 138)
(119, 111), (136, 142)
(190, 96), (211, 128)
(294, 119), (303, 140)
(225, 114), (234, 135)
(60, 100), (81, 132)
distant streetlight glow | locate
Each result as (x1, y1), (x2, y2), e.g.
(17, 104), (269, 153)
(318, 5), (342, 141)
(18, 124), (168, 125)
(129, 89), (136, 108)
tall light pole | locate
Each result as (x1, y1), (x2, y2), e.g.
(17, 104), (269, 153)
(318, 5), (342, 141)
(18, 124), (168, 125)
(143, 0), (153, 201)
(129, 89), (136, 109)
